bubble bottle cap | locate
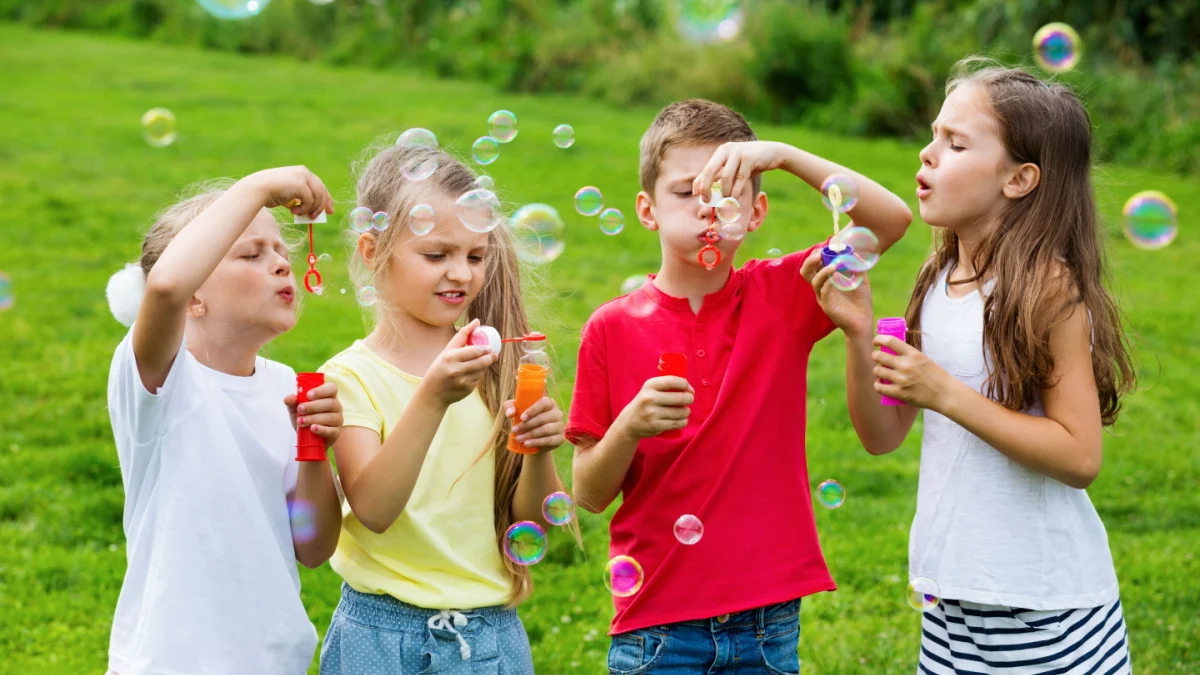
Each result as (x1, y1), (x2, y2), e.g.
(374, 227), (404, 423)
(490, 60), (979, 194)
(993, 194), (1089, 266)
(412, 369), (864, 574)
(469, 325), (503, 355)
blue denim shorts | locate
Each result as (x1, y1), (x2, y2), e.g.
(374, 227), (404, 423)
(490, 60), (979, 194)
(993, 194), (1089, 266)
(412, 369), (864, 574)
(320, 583), (535, 675)
(608, 599), (802, 675)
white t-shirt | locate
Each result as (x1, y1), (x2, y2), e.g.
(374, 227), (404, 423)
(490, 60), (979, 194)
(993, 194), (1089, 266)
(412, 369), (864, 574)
(910, 267), (1120, 610)
(106, 330), (317, 675)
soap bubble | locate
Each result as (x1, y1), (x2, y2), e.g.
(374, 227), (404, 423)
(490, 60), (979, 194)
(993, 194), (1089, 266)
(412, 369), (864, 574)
(605, 556), (645, 597)
(541, 491), (576, 526)
(829, 255), (864, 292)
(906, 577), (941, 612)
(621, 274), (647, 295)
(598, 208), (625, 236)
(396, 127), (438, 149)
(831, 225), (880, 271)
(488, 110), (518, 143)
(288, 498), (316, 543)
(371, 211), (390, 232)
(356, 286), (378, 307)
(409, 204), (436, 236)
(719, 222), (746, 241)
(472, 136), (500, 165)
(195, 0), (269, 20)
(503, 521), (548, 566)
(456, 189), (503, 233)
(511, 204), (566, 264)
(767, 248), (782, 257)
(141, 108), (177, 148)
(395, 128), (440, 180)
(676, 0), (743, 43)
(820, 174), (859, 213)
(574, 186), (604, 216)
(474, 174), (495, 191)
(714, 196), (741, 225)
(553, 124), (575, 149)
(1122, 190), (1177, 250)
(815, 479), (846, 509)
(1033, 23), (1081, 72)
(317, 253), (333, 265)
(348, 207), (375, 234)
(673, 514), (704, 545)
(0, 272), (12, 311)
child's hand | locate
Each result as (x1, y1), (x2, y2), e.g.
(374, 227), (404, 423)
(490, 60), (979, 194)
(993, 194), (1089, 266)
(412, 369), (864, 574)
(872, 335), (959, 412)
(693, 141), (792, 202)
(506, 396), (566, 452)
(242, 166), (335, 222)
(424, 320), (498, 407)
(801, 249), (874, 339)
(284, 381), (344, 447)
(614, 376), (695, 440)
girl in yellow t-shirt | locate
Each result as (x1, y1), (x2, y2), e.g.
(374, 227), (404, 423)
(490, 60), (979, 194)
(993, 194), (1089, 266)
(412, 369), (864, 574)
(319, 142), (568, 674)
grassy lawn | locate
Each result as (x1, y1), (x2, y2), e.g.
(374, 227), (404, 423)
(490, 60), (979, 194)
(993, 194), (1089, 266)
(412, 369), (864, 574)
(0, 23), (1195, 673)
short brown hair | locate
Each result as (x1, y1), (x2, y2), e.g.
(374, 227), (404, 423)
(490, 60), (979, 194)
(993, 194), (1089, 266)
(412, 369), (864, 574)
(639, 99), (759, 196)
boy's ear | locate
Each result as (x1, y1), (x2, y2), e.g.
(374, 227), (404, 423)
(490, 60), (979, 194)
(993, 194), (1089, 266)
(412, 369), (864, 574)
(1003, 162), (1040, 200)
(356, 232), (378, 265)
(636, 191), (659, 232)
(745, 191), (769, 234)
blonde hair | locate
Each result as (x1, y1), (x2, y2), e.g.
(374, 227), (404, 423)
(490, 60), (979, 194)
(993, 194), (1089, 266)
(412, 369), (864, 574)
(639, 98), (760, 196)
(139, 179), (235, 277)
(350, 140), (572, 605)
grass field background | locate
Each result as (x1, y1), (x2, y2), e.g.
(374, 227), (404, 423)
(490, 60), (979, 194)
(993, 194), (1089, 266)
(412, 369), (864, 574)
(0, 24), (1196, 673)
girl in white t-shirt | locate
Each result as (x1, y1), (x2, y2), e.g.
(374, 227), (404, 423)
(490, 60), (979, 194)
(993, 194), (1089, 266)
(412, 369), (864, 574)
(104, 167), (345, 675)
(809, 60), (1136, 673)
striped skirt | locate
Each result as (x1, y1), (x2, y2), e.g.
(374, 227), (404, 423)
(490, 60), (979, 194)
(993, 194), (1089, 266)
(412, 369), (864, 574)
(919, 597), (1131, 674)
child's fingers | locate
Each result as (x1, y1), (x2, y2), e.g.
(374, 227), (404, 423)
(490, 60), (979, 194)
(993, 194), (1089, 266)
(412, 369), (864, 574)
(873, 365), (900, 383)
(305, 381), (338, 401)
(517, 418), (564, 440)
(299, 411), (342, 429)
(297, 397), (340, 417)
(872, 334), (911, 353)
(524, 432), (565, 448)
(516, 397), (555, 422)
(309, 424), (340, 441)
(719, 155), (742, 199)
(693, 146), (729, 199)
(515, 409), (562, 434)
(652, 404), (691, 420)
(799, 250), (824, 281)
(283, 393), (298, 409)
(502, 400), (516, 419)
(871, 349), (902, 369)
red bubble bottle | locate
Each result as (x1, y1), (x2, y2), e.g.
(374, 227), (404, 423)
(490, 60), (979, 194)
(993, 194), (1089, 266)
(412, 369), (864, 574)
(295, 372), (327, 461)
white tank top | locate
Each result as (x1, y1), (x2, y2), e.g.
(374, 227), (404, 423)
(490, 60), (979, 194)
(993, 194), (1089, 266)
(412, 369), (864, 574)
(909, 266), (1119, 610)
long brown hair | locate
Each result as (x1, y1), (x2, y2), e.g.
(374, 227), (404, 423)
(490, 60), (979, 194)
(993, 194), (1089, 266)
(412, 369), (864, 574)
(350, 140), (559, 605)
(905, 59), (1135, 425)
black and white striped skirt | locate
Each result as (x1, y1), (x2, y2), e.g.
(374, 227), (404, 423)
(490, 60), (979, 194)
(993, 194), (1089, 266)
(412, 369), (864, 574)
(918, 597), (1131, 674)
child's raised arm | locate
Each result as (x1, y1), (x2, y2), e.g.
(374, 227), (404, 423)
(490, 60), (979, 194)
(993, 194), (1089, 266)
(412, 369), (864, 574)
(691, 141), (912, 253)
(133, 166), (333, 391)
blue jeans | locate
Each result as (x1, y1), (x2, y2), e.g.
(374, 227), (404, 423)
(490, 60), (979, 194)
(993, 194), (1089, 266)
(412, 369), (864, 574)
(607, 599), (802, 675)
(320, 583), (535, 675)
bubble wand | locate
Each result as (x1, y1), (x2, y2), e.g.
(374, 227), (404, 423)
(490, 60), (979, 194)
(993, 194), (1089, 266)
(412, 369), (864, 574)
(290, 201), (330, 461)
(820, 183), (855, 268)
(291, 199), (327, 294)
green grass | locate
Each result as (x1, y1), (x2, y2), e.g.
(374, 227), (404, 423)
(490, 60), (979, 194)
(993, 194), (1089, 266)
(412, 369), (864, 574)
(1, 23), (1196, 674)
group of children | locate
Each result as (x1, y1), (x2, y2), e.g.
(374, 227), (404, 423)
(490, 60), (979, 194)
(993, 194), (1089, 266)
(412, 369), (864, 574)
(104, 60), (1135, 675)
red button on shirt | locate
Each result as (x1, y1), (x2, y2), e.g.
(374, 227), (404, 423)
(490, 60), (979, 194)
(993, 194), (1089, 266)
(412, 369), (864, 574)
(566, 244), (838, 635)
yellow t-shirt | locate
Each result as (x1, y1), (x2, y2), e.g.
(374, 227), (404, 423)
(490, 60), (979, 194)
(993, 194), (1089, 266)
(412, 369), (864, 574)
(320, 340), (513, 609)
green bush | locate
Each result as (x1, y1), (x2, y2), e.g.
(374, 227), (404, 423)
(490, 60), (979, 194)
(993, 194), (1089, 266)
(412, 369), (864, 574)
(0, 0), (1195, 172)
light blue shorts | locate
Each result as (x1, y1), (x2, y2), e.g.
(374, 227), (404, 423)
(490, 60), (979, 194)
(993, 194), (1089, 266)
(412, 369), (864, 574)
(320, 583), (535, 675)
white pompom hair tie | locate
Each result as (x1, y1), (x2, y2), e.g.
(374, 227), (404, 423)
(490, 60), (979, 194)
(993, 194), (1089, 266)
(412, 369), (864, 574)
(106, 263), (146, 327)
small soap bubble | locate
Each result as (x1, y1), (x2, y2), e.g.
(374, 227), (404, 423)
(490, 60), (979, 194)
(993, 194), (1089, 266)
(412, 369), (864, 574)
(474, 174), (495, 191)
(829, 255), (864, 292)
(141, 108), (177, 148)
(1033, 23), (1081, 72)
(356, 285), (378, 307)
(831, 225), (880, 271)
(316, 253), (333, 264)
(598, 208), (625, 236)
(815, 479), (846, 509)
(504, 521), (548, 566)
(395, 128), (440, 180)
(195, 0), (269, 20)
(409, 204), (436, 236)
(821, 174), (860, 213)
(511, 203), (566, 264)
(371, 211), (390, 232)
(714, 196), (741, 225)
(456, 188), (503, 233)
(0, 272), (12, 311)
(542, 491), (576, 526)
(719, 222), (747, 241)
(348, 207), (374, 234)
(288, 499), (317, 543)
(488, 110), (519, 143)
(605, 555), (645, 597)
(906, 577), (941, 612)
(396, 127), (438, 149)
(673, 514), (704, 545)
(767, 248), (782, 257)
(472, 136), (501, 165)
(307, 0), (335, 5)
(1122, 190), (1177, 250)
(574, 186), (604, 216)
(621, 274), (647, 295)
(553, 124), (576, 149)
(676, 0), (743, 43)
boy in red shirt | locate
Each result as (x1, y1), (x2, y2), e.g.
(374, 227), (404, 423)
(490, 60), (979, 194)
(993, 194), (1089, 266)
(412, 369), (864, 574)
(566, 99), (912, 672)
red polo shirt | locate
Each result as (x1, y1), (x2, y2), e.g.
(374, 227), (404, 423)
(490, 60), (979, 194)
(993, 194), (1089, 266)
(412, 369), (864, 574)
(566, 245), (839, 635)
